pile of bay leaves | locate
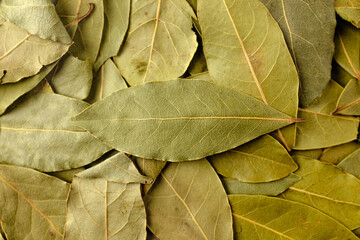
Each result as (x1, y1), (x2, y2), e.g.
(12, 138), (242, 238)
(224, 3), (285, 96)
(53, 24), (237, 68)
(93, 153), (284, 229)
(1, 0), (360, 239)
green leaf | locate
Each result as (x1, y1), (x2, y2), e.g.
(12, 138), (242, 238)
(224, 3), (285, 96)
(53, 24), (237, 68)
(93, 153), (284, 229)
(320, 141), (360, 164)
(291, 149), (323, 160)
(229, 194), (359, 239)
(72, 79), (296, 161)
(0, 63), (55, 115)
(334, 20), (360, 80)
(198, 0), (299, 149)
(94, 0), (130, 71)
(222, 173), (301, 196)
(0, 165), (69, 240)
(145, 159), (233, 240)
(0, 18), (70, 84)
(114, 0), (198, 86)
(338, 148), (360, 179)
(283, 156), (360, 230)
(209, 135), (297, 182)
(87, 59), (128, 103)
(259, 0), (336, 107)
(335, 0), (360, 28)
(64, 152), (149, 240)
(334, 78), (360, 115)
(0, 0), (71, 44)
(0, 93), (110, 171)
(50, 54), (93, 99)
(332, 61), (357, 87)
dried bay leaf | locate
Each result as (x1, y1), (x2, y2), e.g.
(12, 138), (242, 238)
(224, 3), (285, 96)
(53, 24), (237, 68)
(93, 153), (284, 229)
(145, 159), (233, 240)
(114, 0), (198, 86)
(0, 165), (69, 240)
(229, 194), (359, 239)
(51, 54), (93, 99)
(0, 93), (110, 171)
(222, 173), (301, 196)
(334, 79), (360, 115)
(186, 71), (212, 81)
(188, 41), (207, 75)
(335, 0), (360, 28)
(320, 141), (360, 164)
(283, 156), (360, 230)
(47, 167), (85, 183)
(72, 79), (297, 161)
(332, 61), (356, 87)
(259, 0), (336, 107)
(291, 149), (323, 160)
(338, 148), (360, 179)
(210, 135), (297, 183)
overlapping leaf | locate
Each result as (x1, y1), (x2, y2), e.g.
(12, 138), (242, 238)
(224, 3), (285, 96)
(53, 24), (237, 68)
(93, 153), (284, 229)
(334, 79), (360, 115)
(335, 0), (360, 28)
(320, 141), (360, 164)
(338, 148), (360, 179)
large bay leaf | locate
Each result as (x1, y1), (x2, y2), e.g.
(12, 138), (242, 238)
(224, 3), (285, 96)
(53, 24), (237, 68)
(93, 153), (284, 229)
(94, 0), (130, 71)
(145, 159), (233, 240)
(87, 59), (128, 103)
(283, 156), (360, 229)
(229, 194), (358, 239)
(198, 0), (299, 149)
(222, 173), (301, 196)
(334, 20), (360, 80)
(114, 0), (197, 86)
(51, 54), (93, 99)
(0, 18), (70, 84)
(335, 0), (360, 28)
(338, 148), (360, 179)
(64, 152), (149, 240)
(72, 79), (296, 161)
(259, 0), (336, 107)
(0, 165), (69, 240)
(320, 141), (360, 164)
(334, 78), (360, 115)
(0, 93), (110, 171)
(56, 0), (104, 64)
(209, 135), (297, 182)
(0, 63), (55, 115)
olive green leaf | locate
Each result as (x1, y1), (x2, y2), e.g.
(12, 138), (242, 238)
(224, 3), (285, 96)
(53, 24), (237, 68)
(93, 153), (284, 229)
(187, 0), (197, 12)
(114, 0), (198, 86)
(209, 135), (297, 183)
(94, 0), (130, 71)
(145, 159), (233, 240)
(229, 194), (359, 239)
(354, 227), (360, 238)
(134, 157), (167, 194)
(87, 59), (128, 103)
(0, 93), (110, 171)
(334, 79), (360, 115)
(72, 79), (297, 161)
(0, 18), (70, 84)
(283, 156), (360, 230)
(320, 141), (360, 164)
(51, 54), (93, 99)
(0, 165), (70, 240)
(0, 63), (55, 115)
(335, 0), (360, 28)
(334, 20), (360, 80)
(186, 71), (212, 81)
(64, 152), (150, 240)
(222, 173), (301, 196)
(291, 149), (323, 160)
(47, 167), (85, 183)
(198, 0), (299, 150)
(332, 61), (357, 87)
(56, 0), (104, 64)
(259, 0), (336, 107)
(338, 148), (360, 179)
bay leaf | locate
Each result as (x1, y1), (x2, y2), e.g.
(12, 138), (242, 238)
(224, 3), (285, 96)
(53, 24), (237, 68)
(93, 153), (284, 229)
(87, 59), (128, 103)
(229, 194), (359, 239)
(32, 79), (54, 94)
(332, 61), (357, 87)
(0, 18), (70, 84)
(186, 71), (212, 81)
(47, 167), (85, 183)
(222, 173), (301, 196)
(94, 0), (130, 71)
(0, 165), (69, 240)
(209, 135), (297, 183)
(291, 149), (323, 160)
(0, 93), (110, 171)
(188, 42), (207, 75)
(354, 227), (360, 238)
(114, 0), (198, 86)
(147, 230), (160, 240)
(259, 0), (336, 107)
(187, 0), (197, 12)
(72, 79), (297, 161)
(320, 141), (360, 164)
(145, 159), (233, 240)
(51, 54), (93, 99)
(334, 78), (360, 115)
(56, 0), (104, 64)
(198, 0), (299, 149)
(338, 148), (360, 179)
(335, 0), (360, 28)
(64, 152), (149, 240)
(334, 20), (360, 80)
(283, 156), (360, 230)
(0, 63), (55, 115)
